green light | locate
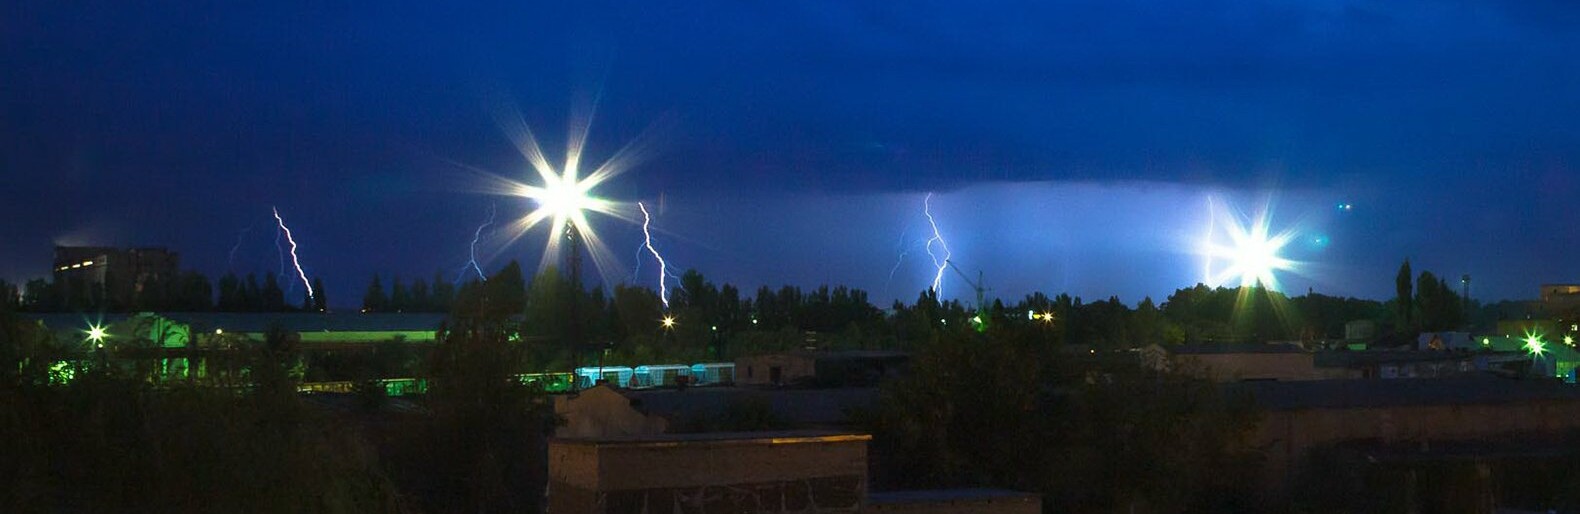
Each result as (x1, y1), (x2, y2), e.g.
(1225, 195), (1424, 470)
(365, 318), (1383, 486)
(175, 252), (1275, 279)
(85, 323), (108, 344)
(1524, 329), (1546, 356)
(48, 361), (75, 385)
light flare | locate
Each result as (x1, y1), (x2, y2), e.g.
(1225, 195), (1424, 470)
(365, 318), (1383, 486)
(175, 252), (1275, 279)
(272, 207), (314, 300)
(85, 322), (108, 345)
(1200, 197), (1298, 290)
(1525, 329), (1547, 357)
(473, 99), (666, 287)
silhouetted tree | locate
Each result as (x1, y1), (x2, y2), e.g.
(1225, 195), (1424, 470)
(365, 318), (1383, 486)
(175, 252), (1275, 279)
(311, 277), (327, 312)
(262, 274), (286, 312)
(390, 277), (410, 312)
(244, 273), (263, 312)
(218, 273), (243, 311)
(363, 275), (387, 313)
(1417, 270), (1464, 332)
(403, 291), (556, 513)
(430, 271), (455, 312)
(1396, 259), (1414, 331)
(410, 278), (430, 313)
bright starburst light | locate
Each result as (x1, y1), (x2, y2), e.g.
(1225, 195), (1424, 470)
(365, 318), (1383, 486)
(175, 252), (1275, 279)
(85, 322), (108, 346)
(1200, 197), (1299, 290)
(476, 102), (660, 286)
(1525, 330), (1547, 357)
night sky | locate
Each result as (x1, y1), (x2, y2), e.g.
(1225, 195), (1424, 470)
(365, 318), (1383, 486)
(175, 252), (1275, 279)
(5, 1), (1579, 307)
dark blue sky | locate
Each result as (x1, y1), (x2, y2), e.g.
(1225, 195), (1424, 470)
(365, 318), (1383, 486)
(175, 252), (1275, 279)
(4, 1), (1579, 306)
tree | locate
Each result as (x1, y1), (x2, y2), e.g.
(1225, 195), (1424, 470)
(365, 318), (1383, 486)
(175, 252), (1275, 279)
(21, 278), (59, 312)
(218, 273), (243, 311)
(430, 271), (456, 312)
(243, 273), (262, 312)
(409, 278), (430, 313)
(404, 295), (557, 513)
(1396, 260), (1414, 332)
(867, 327), (1264, 512)
(523, 267), (572, 347)
(262, 273), (286, 312)
(0, 280), (17, 311)
(1416, 271), (1464, 332)
(310, 277), (327, 312)
(177, 271), (213, 311)
(362, 275), (388, 313)
(390, 277), (410, 313)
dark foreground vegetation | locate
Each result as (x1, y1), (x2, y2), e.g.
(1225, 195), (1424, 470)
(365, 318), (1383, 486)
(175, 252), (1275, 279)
(1, 259), (1558, 513)
(1, 273), (556, 514)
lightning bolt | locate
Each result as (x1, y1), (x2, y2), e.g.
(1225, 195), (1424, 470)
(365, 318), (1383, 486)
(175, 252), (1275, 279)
(273, 223), (286, 281)
(638, 201), (671, 308)
(923, 192), (951, 297)
(457, 203), (497, 283)
(272, 207), (314, 300)
(226, 225), (253, 272)
(883, 228), (914, 300)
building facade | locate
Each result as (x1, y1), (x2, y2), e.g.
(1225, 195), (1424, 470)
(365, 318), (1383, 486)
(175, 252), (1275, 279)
(52, 246), (179, 307)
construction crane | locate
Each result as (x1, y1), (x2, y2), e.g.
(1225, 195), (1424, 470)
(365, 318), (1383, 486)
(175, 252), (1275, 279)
(945, 259), (990, 332)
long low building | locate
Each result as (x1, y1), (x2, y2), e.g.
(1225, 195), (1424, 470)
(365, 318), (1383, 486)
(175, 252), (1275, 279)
(547, 431), (1040, 514)
(24, 311), (447, 348)
(1237, 377), (1580, 511)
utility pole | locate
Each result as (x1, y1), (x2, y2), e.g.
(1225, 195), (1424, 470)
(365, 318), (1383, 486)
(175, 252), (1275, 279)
(946, 260), (990, 333)
(565, 221), (585, 390)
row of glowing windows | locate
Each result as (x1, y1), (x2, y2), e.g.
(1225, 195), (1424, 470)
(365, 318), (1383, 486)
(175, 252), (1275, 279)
(55, 260), (100, 272)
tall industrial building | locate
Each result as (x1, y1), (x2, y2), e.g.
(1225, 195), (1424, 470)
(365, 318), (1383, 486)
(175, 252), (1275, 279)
(52, 246), (179, 307)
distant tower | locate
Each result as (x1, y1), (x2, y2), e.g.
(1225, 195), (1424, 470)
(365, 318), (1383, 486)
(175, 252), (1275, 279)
(1461, 274), (1472, 310)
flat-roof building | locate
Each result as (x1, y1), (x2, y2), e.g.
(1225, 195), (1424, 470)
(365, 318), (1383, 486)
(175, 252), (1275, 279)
(52, 246), (179, 307)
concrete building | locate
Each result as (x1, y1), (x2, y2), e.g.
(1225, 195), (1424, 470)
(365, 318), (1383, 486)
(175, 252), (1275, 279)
(554, 383), (878, 438)
(546, 431), (1039, 514)
(866, 490), (1040, 514)
(1142, 343), (1348, 382)
(1540, 283), (1580, 311)
(1240, 377), (1580, 510)
(1312, 349), (1525, 380)
(1344, 319), (1377, 342)
(736, 350), (909, 387)
(548, 431), (871, 513)
(52, 246), (179, 306)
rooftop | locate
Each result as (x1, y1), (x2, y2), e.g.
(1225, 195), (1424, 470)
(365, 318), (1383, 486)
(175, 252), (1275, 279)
(551, 430), (870, 447)
(1232, 377), (1580, 411)
(1163, 343), (1308, 355)
(618, 385), (879, 426)
(868, 488), (1041, 505)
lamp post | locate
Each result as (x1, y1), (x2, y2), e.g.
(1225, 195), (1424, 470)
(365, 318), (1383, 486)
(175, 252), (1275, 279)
(566, 220), (585, 389)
